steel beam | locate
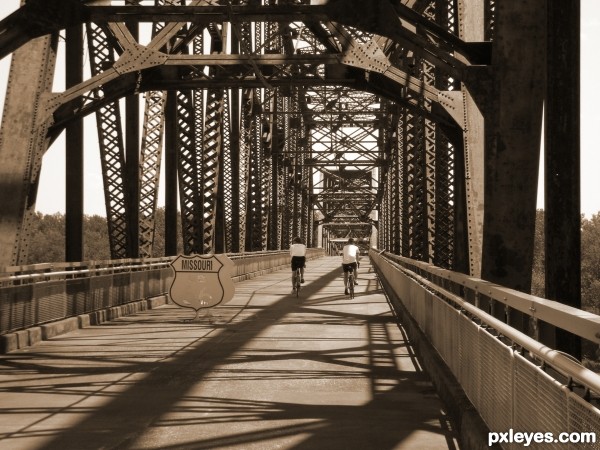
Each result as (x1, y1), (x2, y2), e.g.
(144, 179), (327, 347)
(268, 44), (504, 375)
(65, 24), (84, 263)
(544, 1), (581, 359)
(0, 34), (57, 267)
(87, 21), (131, 259)
(481, 1), (545, 296)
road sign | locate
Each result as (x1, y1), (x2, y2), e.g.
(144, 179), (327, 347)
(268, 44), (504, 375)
(169, 254), (235, 315)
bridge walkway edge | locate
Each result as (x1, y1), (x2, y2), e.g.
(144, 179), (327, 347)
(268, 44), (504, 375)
(0, 257), (461, 450)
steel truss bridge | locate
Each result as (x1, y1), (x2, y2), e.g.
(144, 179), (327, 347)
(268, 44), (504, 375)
(0, 1), (598, 446)
(0, 2), (583, 362)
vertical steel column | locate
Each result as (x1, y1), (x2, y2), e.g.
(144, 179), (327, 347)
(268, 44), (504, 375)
(380, 180), (388, 251)
(446, 0), (487, 277)
(176, 87), (202, 254)
(262, 88), (276, 249)
(544, 1), (581, 359)
(433, 131), (455, 270)
(291, 120), (301, 240)
(429, 0), (456, 270)
(305, 123), (315, 248)
(227, 19), (242, 253)
(171, 30), (204, 255)
(86, 22), (130, 259)
(269, 141), (280, 250)
(65, 24), (84, 262)
(138, 3), (169, 257)
(300, 115), (311, 246)
(245, 18), (267, 251)
(0, 34), (57, 266)
(387, 158), (395, 254)
(390, 113), (401, 254)
(380, 101), (396, 253)
(125, 12), (140, 258)
(246, 90), (264, 251)
(393, 116), (404, 255)
(260, 114), (271, 251)
(404, 109), (428, 261)
(262, 39), (276, 250)
(164, 92), (179, 256)
(280, 108), (292, 248)
(268, 91), (282, 250)
(138, 90), (166, 257)
(202, 88), (224, 254)
(219, 89), (232, 253)
(229, 88), (241, 253)
(286, 92), (302, 241)
(400, 109), (410, 257)
(236, 13), (254, 251)
(202, 25), (226, 254)
(417, 33), (437, 264)
(481, 0), (545, 295)
(240, 88), (253, 251)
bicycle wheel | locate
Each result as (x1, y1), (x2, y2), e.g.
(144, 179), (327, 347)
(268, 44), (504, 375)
(348, 272), (354, 299)
(295, 269), (301, 297)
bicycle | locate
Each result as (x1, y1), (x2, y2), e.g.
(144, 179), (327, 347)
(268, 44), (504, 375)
(346, 267), (355, 299)
(293, 267), (302, 297)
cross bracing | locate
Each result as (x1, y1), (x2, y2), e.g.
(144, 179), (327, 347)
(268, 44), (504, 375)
(0, 1), (582, 344)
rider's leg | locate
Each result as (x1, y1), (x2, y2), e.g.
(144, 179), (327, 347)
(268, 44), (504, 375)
(300, 267), (305, 283)
(343, 270), (349, 293)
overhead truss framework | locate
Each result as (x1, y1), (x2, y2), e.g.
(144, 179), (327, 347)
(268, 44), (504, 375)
(0, 0), (574, 315)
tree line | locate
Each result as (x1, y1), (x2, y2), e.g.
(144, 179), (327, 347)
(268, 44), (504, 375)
(26, 208), (174, 263)
(531, 210), (600, 315)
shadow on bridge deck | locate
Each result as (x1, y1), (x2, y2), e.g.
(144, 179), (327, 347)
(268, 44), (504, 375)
(0, 257), (459, 450)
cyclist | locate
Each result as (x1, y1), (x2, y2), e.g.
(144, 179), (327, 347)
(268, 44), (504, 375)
(341, 238), (360, 295)
(290, 236), (306, 292)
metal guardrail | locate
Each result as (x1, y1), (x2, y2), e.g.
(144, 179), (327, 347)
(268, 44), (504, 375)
(0, 249), (324, 335)
(371, 249), (600, 444)
(379, 251), (600, 345)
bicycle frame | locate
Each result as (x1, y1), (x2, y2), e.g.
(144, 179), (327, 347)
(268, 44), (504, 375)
(347, 268), (355, 299)
(294, 267), (302, 296)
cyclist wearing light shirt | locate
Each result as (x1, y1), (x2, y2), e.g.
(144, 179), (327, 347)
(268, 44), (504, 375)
(290, 236), (306, 290)
(341, 238), (360, 294)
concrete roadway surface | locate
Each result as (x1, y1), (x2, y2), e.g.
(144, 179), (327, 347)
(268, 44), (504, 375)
(0, 257), (459, 450)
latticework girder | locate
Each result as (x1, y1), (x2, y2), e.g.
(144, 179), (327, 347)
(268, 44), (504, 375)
(424, 60), (437, 263)
(202, 88), (224, 254)
(175, 87), (202, 254)
(136, 0), (178, 259)
(0, 0), (568, 303)
(427, 0), (458, 270)
(245, 92), (265, 251)
(86, 22), (131, 259)
(139, 90), (166, 257)
(220, 89), (234, 253)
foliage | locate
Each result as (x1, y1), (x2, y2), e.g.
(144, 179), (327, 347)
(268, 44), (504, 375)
(26, 212), (66, 264)
(25, 209), (600, 314)
(531, 209), (545, 298)
(83, 215), (111, 261)
(581, 213), (600, 314)
(530, 210), (600, 313)
(25, 208), (178, 264)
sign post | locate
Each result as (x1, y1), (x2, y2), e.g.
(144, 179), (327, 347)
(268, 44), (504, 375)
(168, 254), (235, 320)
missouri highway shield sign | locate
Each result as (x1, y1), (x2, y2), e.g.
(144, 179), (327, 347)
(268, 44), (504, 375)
(169, 254), (235, 313)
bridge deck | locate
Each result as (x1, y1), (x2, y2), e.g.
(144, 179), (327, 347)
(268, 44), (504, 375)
(0, 257), (458, 450)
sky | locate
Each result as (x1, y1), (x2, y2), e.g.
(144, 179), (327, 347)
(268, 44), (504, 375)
(0, 2), (599, 218)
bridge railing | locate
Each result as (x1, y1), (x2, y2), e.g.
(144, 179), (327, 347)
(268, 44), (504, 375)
(371, 249), (600, 446)
(0, 249), (324, 339)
